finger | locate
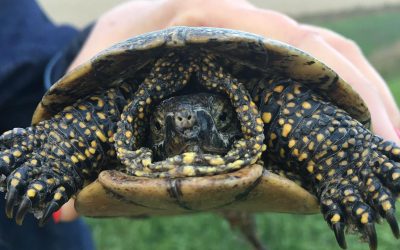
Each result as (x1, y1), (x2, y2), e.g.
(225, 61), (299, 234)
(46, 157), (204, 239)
(302, 24), (400, 128)
(58, 199), (79, 222)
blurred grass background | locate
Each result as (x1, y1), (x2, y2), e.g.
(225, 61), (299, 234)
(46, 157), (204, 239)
(84, 7), (400, 250)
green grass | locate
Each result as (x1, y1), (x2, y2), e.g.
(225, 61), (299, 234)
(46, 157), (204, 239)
(85, 8), (400, 250)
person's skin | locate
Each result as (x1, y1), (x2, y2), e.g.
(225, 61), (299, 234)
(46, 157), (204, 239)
(58, 0), (400, 222)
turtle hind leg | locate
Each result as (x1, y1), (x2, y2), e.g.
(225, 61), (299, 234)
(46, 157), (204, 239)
(223, 211), (268, 250)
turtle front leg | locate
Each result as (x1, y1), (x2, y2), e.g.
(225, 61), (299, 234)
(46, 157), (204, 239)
(0, 87), (130, 224)
(258, 79), (400, 249)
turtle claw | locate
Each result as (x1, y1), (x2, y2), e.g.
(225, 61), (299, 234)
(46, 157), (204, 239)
(333, 223), (347, 249)
(385, 209), (400, 238)
(364, 223), (377, 250)
(15, 197), (31, 225)
(39, 202), (59, 226)
(5, 186), (17, 219)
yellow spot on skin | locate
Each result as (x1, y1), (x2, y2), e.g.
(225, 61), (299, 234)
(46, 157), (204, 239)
(298, 153), (308, 161)
(316, 174), (322, 181)
(317, 134), (324, 142)
(27, 189), (36, 198)
(392, 172), (400, 180)
(14, 172), (22, 178)
(54, 192), (62, 200)
(242, 105), (249, 111)
(97, 112), (106, 119)
(256, 126), (263, 133)
(71, 155), (79, 164)
(382, 200), (392, 211)
(46, 179), (55, 185)
(392, 148), (400, 155)
(182, 152), (196, 164)
(209, 157), (225, 165)
(307, 164), (314, 173)
(330, 214), (341, 223)
(65, 113), (73, 120)
(2, 156), (10, 164)
(182, 166), (195, 176)
(138, 113), (145, 119)
(230, 160), (244, 169)
(356, 207), (364, 215)
(288, 139), (296, 148)
(302, 102), (312, 109)
(78, 105), (87, 110)
(96, 130), (107, 142)
(32, 184), (43, 191)
(11, 179), (19, 187)
(262, 112), (272, 123)
(361, 212), (369, 224)
(282, 124), (292, 137)
(142, 159), (151, 167)
(273, 85), (284, 93)
(13, 151), (22, 157)
(146, 97), (152, 104)
(125, 131), (132, 139)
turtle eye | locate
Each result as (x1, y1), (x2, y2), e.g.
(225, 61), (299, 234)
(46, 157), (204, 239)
(155, 120), (162, 131)
(219, 111), (228, 123)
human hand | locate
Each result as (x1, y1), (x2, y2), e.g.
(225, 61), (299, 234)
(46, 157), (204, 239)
(60, 0), (400, 222)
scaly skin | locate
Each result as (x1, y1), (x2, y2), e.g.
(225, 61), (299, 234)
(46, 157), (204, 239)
(0, 85), (135, 225)
(252, 79), (400, 249)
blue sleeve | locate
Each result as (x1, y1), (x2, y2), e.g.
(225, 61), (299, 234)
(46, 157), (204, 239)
(0, 0), (79, 131)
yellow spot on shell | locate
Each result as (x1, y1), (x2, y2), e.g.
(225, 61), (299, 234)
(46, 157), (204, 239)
(307, 164), (314, 173)
(330, 214), (341, 223)
(182, 152), (196, 164)
(242, 105), (249, 111)
(262, 112), (272, 123)
(317, 134), (324, 142)
(316, 174), (322, 181)
(65, 113), (73, 120)
(146, 98), (152, 104)
(361, 212), (369, 224)
(282, 124), (292, 137)
(392, 148), (400, 155)
(14, 172), (22, 178)
(256, 126), (263, 133)
(356, 207), (364, 215)
(27, 189), (36, 198)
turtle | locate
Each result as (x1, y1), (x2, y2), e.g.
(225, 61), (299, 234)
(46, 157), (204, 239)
(0, 26), (399, 250)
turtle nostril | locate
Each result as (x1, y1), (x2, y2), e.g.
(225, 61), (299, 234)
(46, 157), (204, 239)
(177, 116), (183, 121)
(187, 115), (192, 120)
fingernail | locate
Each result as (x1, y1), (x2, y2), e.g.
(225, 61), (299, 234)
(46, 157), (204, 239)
(52, 209), (61, 223)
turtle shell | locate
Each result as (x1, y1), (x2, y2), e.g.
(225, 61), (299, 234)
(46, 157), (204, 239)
(31, 26), (371, 216)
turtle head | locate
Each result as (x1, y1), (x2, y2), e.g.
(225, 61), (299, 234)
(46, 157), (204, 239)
(150, 93), (241, 160)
